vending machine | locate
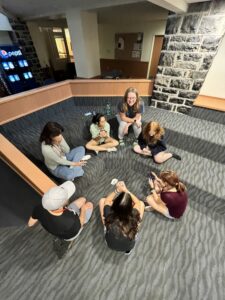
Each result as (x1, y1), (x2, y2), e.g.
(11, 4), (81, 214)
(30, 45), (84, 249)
(0, 45), (37, 95)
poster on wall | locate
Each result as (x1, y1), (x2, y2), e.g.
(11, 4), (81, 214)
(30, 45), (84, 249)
(115, 32), (143, 61)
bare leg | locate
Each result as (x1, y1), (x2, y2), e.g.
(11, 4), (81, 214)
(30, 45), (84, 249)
(79, 202), (93, 226)
(154, 151), (172, 164)
(133, 145), (151, 156)
(99, 198), (106, 224)
(102, 137), (119, 148)
(146, 194), (169, 216)
(86, 140), (109, 152)
(71, 197), (86, 209)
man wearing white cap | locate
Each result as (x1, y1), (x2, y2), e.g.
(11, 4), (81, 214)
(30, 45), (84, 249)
(28, 181), (93, 241)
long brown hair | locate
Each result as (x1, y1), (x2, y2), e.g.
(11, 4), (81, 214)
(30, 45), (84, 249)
(40, 122), (64, 145)
(143, 121), (164, 144)
(160, 170), (186, 192)
(122, 87), (141, 113)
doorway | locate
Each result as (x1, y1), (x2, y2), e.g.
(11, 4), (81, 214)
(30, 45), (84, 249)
(148, 35), (164, 79)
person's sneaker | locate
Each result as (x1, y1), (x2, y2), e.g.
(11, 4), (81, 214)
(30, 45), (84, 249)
(119, 139), (125, 146)
(81, 155), (91, 161)
(133, 140), (138, 146)
(125, 249), (133, 255)
(172, 153), (181, 160)
(107, 147), (117, 152)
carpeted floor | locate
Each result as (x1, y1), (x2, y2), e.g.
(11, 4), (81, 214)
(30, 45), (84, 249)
(0, 106), (225, 300)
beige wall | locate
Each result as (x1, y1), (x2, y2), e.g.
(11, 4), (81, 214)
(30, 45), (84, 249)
(200, 34), (225, 98)
(27, 17), (166, 75)
(27, 21), (49, 68)
(98, 20), (167, 62)
(27, 19), (69, 70)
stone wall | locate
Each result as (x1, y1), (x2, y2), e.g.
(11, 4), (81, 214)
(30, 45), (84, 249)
(8, 17), (44, 85)
(151, 0), (225, 114)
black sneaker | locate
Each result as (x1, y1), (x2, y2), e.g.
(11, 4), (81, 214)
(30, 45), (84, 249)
(172, 153), (181, 160)
(125, 249), (133, 255)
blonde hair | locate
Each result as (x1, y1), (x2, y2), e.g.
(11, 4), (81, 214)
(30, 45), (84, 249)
(122, 87), (141, 113)
(160, 170), (186, 192)
(143, 121), (164, 144)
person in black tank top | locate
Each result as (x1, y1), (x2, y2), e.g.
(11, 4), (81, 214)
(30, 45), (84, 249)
(99, 181), (144, 254)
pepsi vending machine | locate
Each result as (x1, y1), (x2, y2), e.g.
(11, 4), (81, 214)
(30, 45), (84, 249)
(0, 45), (37, 95)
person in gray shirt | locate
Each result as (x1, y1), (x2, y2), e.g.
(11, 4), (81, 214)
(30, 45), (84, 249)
(40, 122), (90, 181)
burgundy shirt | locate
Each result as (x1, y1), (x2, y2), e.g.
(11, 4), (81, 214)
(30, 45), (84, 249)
(161, 191), (188, 219)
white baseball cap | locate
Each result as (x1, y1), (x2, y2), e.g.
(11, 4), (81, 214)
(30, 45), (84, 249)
(42, 181), (76, 210)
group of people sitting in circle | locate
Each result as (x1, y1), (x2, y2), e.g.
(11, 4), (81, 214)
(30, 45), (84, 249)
(40, 87), (181, 181)
(29, 87), (187, 255)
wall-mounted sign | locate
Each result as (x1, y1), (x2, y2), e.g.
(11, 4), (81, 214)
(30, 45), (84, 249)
(0, 49), (23, 59)
(115, 32), (143, 61)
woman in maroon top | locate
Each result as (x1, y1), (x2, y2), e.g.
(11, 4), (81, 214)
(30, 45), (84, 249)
(145, 170), (188, 219)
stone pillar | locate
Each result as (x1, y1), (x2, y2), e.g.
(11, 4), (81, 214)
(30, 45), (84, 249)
(66, 9), (100, 78)
(152, 0), (225, 114)
(8, 17), (45, 85)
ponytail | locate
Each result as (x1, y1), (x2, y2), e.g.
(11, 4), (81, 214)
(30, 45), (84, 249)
(160, 170), (186, 192)
(177, 182), (186, 192)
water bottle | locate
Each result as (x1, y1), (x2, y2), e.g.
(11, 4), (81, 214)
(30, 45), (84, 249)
(105, 101), (111, 116)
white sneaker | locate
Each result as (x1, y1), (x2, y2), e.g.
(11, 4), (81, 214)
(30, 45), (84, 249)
(107, 147), (117, 152)
(81, 155), (91, 161)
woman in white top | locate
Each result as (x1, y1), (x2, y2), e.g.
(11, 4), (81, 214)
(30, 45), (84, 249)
(40, 122), (88, 181)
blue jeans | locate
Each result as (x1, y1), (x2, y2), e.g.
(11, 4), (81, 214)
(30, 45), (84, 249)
(51, 146), (85, 181)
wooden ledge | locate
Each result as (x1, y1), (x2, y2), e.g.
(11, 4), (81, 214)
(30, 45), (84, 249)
(0, 134), (56, 196)
(194, 95), (225, 112)
(0, 79), (153, 125)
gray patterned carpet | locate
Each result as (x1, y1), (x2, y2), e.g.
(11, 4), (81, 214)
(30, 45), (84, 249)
(0, 103), (225, 300)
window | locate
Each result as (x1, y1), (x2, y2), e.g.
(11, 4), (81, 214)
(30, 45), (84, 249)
(40, 26), (74, 61)
(64, 28), (74, 60)
(54, 36), (67, 59)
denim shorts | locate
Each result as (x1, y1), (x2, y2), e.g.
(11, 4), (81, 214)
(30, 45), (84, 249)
(67, 202), (92, 224)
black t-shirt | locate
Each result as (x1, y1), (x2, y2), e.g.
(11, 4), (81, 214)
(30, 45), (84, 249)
(32, 205), (81, 239)
(104, 205), (138, 252)
(117, 101), (144, 118)
(138, 132), (167, 156)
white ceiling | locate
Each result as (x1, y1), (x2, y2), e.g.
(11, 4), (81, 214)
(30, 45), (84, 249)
(0, 0), (211, 21)
(96, 2), (168, 24)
